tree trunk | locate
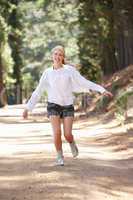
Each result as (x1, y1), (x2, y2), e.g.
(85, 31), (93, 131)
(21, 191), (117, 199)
(8, 0), (23, 104)
(0, 55), (4, 92)
(0, 55), (7, 106)
(113, 0), (133, 69)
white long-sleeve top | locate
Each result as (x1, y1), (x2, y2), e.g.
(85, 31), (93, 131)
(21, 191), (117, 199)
(26, 64), (106, 111)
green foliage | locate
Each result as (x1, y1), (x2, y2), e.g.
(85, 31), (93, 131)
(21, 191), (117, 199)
(20, 0), (79, 76)
(1, 0), (133, 105)
(8, 1), (24, 84)
(115, 88), (133, 124)
(22, 73), (35, 90)
(0, 3), (13, 88)
(77, 0), (133, 78)
(1, 43), (13, 75)
(111, 82), (119, 93)
(78, 1), (99, 79)
(95, 95), (111, 112)
(116, 89), (133, 111)
(0, 16), (8, 45)
(0, 0), (25, 103)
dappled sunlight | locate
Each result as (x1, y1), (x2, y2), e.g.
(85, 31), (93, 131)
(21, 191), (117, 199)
(0, 105), (133, 199)
(0, 122), (54, 156)
(0, 103), (48, 124)
(72, 115), (133, 141)
(1, 154), (133, 200)
(1, 0), (133, 198)
(73, 117), (120, 131)
(0, 117), (49, 124)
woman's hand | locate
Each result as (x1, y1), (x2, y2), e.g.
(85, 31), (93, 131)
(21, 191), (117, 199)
(103, 91), (113, 98)
(23, 109), (28, 119)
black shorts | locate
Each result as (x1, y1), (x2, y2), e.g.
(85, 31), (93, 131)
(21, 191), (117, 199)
(47, 102), (74, 118)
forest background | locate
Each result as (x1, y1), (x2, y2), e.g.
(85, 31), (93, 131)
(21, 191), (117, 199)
(0, 0), (133, 108)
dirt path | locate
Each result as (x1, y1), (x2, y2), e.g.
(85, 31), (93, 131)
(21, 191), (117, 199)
(0, 105), (133, 200)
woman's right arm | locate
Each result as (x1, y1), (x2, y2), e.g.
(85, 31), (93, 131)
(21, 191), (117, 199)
(23, 70), (48, 118)
(23, 109), (28, 119)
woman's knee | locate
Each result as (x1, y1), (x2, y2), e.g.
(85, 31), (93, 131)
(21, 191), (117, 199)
(64, 132), (73, 141)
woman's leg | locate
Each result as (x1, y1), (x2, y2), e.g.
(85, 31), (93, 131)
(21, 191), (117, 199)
(62, 116), (74, 143)
(49, 115), (62, 152)
(63, 116), (78, 157)
(49, 115), (64, 165)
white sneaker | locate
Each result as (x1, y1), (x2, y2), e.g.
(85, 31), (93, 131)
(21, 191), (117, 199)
(56, 150), (64, 166)
(56, 157), (64, 166)
(70, 141), (79, 157)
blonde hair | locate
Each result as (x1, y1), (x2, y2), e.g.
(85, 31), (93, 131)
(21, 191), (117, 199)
(51, 45), (65, 56)
(51, 45), (65, 64)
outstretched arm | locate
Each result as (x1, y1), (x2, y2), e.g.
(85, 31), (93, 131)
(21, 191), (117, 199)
(70, 66), (106, 93)
(70, 66), (113, 98)
(23, 70), (47, 119)
(102, 90), (113, 98)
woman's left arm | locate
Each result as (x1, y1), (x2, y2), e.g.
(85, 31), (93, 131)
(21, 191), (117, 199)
(102, 90), (113, 98)
(71, 66), (113, 97)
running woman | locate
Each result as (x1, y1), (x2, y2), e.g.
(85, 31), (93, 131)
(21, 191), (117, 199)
(23, 45), (113, 166)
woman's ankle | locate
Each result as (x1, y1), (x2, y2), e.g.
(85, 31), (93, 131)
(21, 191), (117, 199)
(57, 149), (63, 158)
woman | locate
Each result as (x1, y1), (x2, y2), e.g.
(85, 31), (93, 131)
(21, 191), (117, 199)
(23, 45), (113, 166)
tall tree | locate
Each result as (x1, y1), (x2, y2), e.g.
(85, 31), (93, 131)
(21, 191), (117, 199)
(78, 0), (101, 81)
(20, 0), (79, 87)
(113, 0), (133, 69)
(77, 0), (117, 78)
(0, 1), (12, 106)
(78, 0), (133, 77)
(8, 0), (24, 103)
(0, 16), (6, 93)
(97, 0), (117, 75)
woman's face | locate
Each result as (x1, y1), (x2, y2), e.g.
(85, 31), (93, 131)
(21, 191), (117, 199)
(52, 49), (64, 65)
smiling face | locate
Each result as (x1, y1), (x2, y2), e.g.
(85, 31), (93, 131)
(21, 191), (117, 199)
(52, 47), (65, 66)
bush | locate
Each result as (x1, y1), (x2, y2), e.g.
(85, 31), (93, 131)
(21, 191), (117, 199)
(115, 88), (133, 124)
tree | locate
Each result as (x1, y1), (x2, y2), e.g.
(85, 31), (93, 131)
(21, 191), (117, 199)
(0, 1), (13, 106)
(8, 0), (24, 103)
(77, 0), (117, 79)
(78, 0), (133, 77)
(77, 0), (101, 80)
(0, 15), (6, 94)
(96, 0), (117, 75)
(20, 0), (79, 89)
(113, 0), (133, 69)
